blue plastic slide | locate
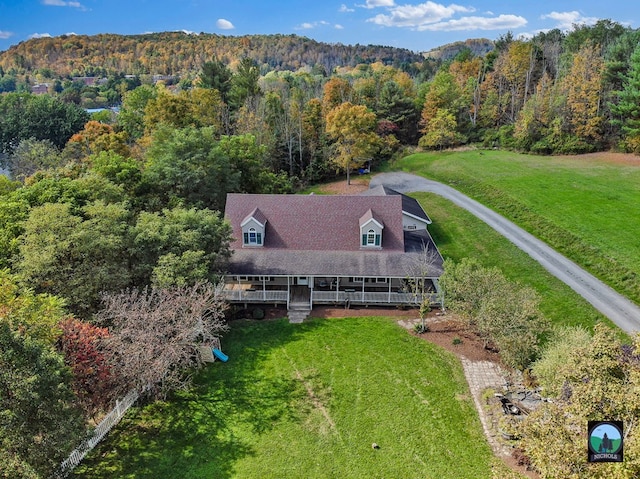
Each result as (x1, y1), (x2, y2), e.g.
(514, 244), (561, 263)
(212, 348), (229, 362)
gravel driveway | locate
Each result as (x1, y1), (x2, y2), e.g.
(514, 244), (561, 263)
(370, 172), (640, 332)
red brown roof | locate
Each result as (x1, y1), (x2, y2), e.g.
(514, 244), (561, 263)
(225, 193), (404, 252)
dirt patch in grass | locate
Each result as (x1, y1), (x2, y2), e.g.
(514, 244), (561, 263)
(564, 151), (640, 166)
(317, 177), (370, 195)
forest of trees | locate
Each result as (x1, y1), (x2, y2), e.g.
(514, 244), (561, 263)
(3, 21), (640, 160)
(2, 20), (640, 477)
(0, 32), (424, 78)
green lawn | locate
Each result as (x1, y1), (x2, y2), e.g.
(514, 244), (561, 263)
(75, 317), (495, 479)
(389, 150), (640, 306)
(416, 191), (608, 330)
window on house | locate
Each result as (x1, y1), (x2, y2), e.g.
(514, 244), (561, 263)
(367, 229), (376, 245)
(243, 227), (262, 245)
(361, 227), (381, 247)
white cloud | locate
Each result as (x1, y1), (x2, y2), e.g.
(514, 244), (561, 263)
(29, 32), (52, 39)
(42, 0), (85, 8)
(216, 18), (234, 30)
(367, 1), (473, 28)
(365, 1), (528, 33)
(419, 14), (527, 31)
(541, 11), (599, 30)
(361, 0), (395, 8)
(295, 20), (331, 30)
(335, 24), (344, 29)
(339, 4), (355, 13)
(0, 30), (13, 39)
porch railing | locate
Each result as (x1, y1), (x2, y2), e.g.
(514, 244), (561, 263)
(223, 290), (288, 302)
(223, 288), (441, 306)
(312, 291), (440, 305)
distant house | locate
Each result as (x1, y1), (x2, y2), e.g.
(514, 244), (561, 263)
(72, 76), (108, 86)
(223, 187), (443, 320)
(30, 83), (50, 94)
(152, 75), (177, 84)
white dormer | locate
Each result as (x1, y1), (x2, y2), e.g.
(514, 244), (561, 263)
(359, 209), (383, 248)
(241, 208), (267, 247)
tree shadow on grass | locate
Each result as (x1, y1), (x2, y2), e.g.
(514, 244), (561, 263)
(74, 318), (323, 479)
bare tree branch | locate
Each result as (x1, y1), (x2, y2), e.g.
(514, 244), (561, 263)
(97, 281), (228, 400)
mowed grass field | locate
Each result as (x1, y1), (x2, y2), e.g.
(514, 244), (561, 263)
(414, 191), (607, 329)
(74, 317), (497, 479)
(390, 150), (640, 306)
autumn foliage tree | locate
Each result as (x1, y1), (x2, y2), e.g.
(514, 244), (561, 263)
(563, 41), (605, 148)
(66, 120), (131, 159)
(58, 318), (114, 418)
(325, 102), (381, 184)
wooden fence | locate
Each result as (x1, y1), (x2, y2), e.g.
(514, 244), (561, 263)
(57, 388), (140, 477)
(57, 339), (223, 477)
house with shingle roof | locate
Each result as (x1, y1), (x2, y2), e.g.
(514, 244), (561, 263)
(223, 187), (443, 320)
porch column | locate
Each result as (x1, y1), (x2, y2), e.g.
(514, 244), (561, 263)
(361, 278), (365, 302)
(388, 278), (392, 303)
(262, 276), (266, 302)
(335, 276), (339, 302)
(287, 276), (290, 309)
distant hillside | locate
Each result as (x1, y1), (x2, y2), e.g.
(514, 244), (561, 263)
(422, 38), (494, 60)
(0, 32), (425, 77)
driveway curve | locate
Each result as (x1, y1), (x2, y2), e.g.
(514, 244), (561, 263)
(370, 172), (640, 333)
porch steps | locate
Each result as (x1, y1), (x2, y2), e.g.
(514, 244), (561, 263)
(288, 302), (311, 323)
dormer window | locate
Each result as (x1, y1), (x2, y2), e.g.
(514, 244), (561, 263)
(359, 209), (383, 249)
(241, 207), (267, 247)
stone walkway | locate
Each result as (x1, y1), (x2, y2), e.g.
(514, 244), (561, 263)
(460, 357), (512, 457)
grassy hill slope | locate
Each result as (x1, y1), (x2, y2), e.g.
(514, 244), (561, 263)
(390, 150), (640, 307)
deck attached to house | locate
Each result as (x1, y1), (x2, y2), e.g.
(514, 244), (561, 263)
(223, 274), (441, 310)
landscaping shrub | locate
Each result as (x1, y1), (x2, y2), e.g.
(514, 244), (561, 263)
(531, 326), (592, 397)
(440, 258), (548, 370)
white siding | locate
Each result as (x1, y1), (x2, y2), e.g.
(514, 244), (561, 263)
(402, 212), (429, 231)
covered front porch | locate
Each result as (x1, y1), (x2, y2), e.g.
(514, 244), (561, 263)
(223, 274), (442, 309)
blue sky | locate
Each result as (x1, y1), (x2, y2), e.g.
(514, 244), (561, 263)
(0, 1), (637, 54)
